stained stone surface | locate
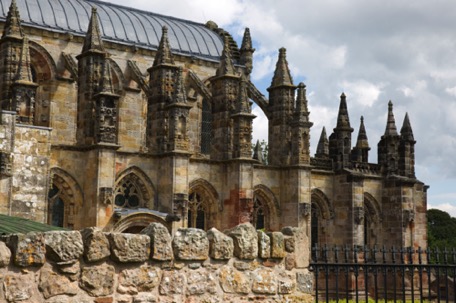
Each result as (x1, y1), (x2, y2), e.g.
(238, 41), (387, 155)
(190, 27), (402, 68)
(269, 232), (286, 258)
(226, 223), (258, 260)
(140, 223), (173, 261)
(3, 273), (33, 302)
(207, 227), (233, 260)
(118, 265), (161, 294)
(80, 264), (115, 296)
(39, 264), (79, 298)
(257, 230), (271, 259)
(0, 241), (11, 267)
(81, 227), (110, 262)
(108, 233), (150, 263)
(218, 265), (250, 294)
(159, 270), (186, 295)
(172, 228), (209, 260)
(251, 268), (277, 294)
(44, 231), (84, 262)
(5, 232), (46, 267)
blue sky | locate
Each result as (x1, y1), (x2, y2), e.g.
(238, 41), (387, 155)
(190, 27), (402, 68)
(102, 0), (456, 217)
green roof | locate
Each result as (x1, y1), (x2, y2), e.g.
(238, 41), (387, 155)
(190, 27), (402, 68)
(0, 214), (67, 235)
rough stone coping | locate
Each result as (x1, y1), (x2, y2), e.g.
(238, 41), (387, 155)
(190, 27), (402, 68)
(0, 223), (302, 268)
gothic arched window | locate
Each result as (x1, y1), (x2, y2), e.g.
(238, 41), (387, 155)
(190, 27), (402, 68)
(252, 196), (268, 230)
(311, 203), (319, 250)
(114, 176), (142, 208)
(48, 186), (65, 227)
(188, 192), (206, 229)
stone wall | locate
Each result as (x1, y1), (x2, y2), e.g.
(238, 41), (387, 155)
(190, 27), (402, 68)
(0, 223), (313, 303)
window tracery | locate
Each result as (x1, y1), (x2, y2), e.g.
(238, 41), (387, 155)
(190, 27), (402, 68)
(188, 192), (207, 229)
(114, 175), (143, 208)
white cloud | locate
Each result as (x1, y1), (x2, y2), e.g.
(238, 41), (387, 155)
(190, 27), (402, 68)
(428, 203), (456, 218)
(340, 80), (383, 107)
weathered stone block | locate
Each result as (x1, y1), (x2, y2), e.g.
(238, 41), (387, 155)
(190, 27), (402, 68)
(44, 231), (84, 262)
(4, 232), (46, 267)
(269, 232), (286, 258)
(108, 233), (150, 263)
(3, 273), (33, 302)
(172, 228), (209, 260)
(257, 231), (270, 259)
(218, 265), (250, 294)
(296, 271), (313, 294)
(207, 227), (233, 260)
(187, 270), (217, 295)
(80, 263), (115, 297)
(81, 227), (110, 262)
(282, 227), (309, 268)
(284, 235), (295, 253)
(118, 265), (161, 294)
(226, 223), (258, 260)
(251, 268), (277, 294)
(0, 241), (11, 267)
(277, 273), (296, 294)
(133, 293), (157, 303)
(140, 223), (173, 261)
(39, 264), (79, 299)
(159, 271), (186, 295)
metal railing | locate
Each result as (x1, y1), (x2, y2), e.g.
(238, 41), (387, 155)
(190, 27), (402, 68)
(310, 245), (456, 302)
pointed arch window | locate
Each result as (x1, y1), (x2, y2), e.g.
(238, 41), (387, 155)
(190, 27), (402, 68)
(114, 176), (142, 208)
(188, 192), (206, 229)
(252, 196), (268, 230)
(48, 186), (65, 227)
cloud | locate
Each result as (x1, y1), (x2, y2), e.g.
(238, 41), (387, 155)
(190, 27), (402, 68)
(428, 203), (456, 218)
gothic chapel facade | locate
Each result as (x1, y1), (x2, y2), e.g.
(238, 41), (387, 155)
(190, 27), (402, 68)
(0, 0), (427, 249)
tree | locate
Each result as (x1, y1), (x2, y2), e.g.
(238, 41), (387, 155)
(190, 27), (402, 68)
(427, 208), (456, 250)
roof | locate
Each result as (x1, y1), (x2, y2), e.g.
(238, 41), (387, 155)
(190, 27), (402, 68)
(0, 214), (67, 235)
(0, 0), (223, 61)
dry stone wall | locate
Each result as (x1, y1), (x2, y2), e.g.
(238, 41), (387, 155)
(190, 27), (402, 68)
(0, 223), (313, 303)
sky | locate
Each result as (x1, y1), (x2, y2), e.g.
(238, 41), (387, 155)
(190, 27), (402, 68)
(101, 0), (456, 217)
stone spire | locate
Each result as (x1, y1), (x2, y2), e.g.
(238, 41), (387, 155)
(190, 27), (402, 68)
(384, 100), (398, 136)
(335, 93), (352, 131)
(153, 26), (175, 67)
(82, 7), (105, 54)
(237, 74), (250, 113)
(15, 37), (33, 83)
(216, 35), (236, 77)
(295, 82), (310, 119)
(355, 116), (369, 149)
(240, 28), (255, 75)
(400, 113), (414, 142)
(253, 140), (264, 164)
(316, 127), (329, 158)
(2, 0), (24, 40)
(270, 48), (293, 88)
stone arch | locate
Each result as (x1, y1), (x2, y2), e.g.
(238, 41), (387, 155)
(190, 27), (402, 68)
(311, 188), (333, 220)
(112, 212), (169, 233)
(107, 58), (125, 94)
(29, 41), (58, 127)
(188, 178), (220, 230)
(363, 192), (382, 247)
(114, 166), (156, 209)
(48, 167), (84, 230)
(253, 184), (280, 231)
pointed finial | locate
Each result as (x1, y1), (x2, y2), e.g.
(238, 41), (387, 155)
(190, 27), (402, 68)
(384, 100), (398, 136)
(269, 47), (294, 88)
(296, 82), (309, 114)
(216, 35), (236, 76)
(356, 116), (369, 149)
(240, 28), (254, 52)
(253, 139), (264, 163)
(153, 26), (175, 67)
(400, 112), (414, 141)
(236, 74), (250, 113)
(335, 92), (352, 130)
(15, 37), (33, 83)
(82, 7), (105, 53)
(173, 67), (187, 103)
(99, 58), (115, 94)
(316, 127), (329, 157)
(2, 0), (24, 39)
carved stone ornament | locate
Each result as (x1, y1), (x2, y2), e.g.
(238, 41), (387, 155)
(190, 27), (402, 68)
(299, 203), (311, 218)
(0, 152), (12, 177)
(99, 187), (113, 205)
(354, 206), (364, 225)
(403, 209), (415, 227)
(173, 193), (188, 218)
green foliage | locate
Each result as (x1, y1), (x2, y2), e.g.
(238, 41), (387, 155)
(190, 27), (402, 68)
(427, 208), (456, 250)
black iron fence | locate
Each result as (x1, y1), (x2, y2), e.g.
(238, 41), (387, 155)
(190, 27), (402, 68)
(310, 245), (456, 302)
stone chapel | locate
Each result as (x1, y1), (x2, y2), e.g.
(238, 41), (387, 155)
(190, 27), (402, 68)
(0, 0), (427, 249)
